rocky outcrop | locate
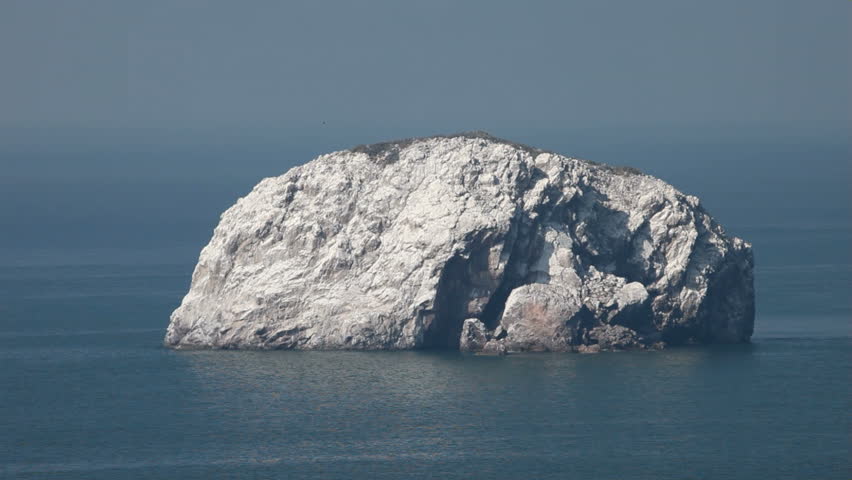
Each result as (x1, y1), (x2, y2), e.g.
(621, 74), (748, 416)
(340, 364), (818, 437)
(165, 132), (754, 352)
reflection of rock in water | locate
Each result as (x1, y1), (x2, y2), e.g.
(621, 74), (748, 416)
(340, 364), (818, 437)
(166, 132), (754, 352)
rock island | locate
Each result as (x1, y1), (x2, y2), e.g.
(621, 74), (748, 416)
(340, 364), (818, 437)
(165, 132), (754, 352)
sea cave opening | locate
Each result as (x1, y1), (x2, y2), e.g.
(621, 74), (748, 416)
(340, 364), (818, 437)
(421, 256), (469, 349)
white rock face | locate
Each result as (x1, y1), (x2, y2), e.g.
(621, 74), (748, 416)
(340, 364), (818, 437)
(165, 132), (754, 351)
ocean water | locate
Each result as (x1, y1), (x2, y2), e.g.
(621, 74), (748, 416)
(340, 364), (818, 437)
(1, 137), (850, 479)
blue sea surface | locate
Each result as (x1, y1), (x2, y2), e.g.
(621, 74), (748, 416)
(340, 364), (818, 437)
(1, 138), (850, 479)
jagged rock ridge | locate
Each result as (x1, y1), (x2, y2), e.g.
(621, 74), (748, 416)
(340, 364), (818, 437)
(165, 132), (754, 352)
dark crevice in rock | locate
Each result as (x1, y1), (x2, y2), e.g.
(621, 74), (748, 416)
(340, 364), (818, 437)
(479, 280), (515, 331)
(422, 255), (469, 349)
(494, 328), (508, 340)
(573, 306), (600, 345)
(608, 299), (654, 332)
(661, 325), (702, 345)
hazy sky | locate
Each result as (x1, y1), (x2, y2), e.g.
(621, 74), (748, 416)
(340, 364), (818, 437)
(0, 1), (849, 255)
(1, 0), (849, 137)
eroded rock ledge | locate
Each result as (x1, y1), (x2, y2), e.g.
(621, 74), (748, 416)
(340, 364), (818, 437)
(165, 132), (754, 352)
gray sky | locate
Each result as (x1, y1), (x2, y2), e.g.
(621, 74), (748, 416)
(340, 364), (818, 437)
(1, 0), (849, 137)
(0, 1), (849, 253)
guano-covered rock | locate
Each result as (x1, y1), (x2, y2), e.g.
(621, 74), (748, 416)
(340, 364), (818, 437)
(165, 132), (754, 352)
